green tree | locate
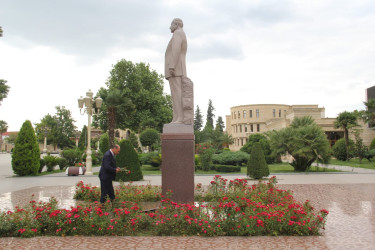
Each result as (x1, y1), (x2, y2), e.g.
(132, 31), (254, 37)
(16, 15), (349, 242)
(269, 116), (331, 171)
(78, 125), (87, 150)
(194, 105), (203, 131)
(0, 120), (8, 149)
(115, 140), (143, 182)
(205, 99), (215, 129)
(0, 79), (10, 105)
(99, 133), (110, 154)
(247, 142), (269, 179)
(241, 133), (274, 164)
(35, 106), (76, 150)
(362, 99), (375, 127)
(12, 120), (40, 176)
(352, 129), (368, 163)
(215, 116), (225, 132)
(0, 26), (3, 37)
(334, 111), (358, 160)
(139, 128), (160, 152)
(93, 59), (172, 133)
(332, 138), (353, 161)
(129, 132), (139, 149)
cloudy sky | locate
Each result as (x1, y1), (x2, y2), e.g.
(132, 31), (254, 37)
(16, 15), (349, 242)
(1, 0), (375, 132)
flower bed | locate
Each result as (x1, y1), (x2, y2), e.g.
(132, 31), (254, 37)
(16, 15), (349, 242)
(0, 176), (328, 237)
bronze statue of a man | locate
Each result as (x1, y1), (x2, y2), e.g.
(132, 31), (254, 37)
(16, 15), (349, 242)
(165, 18), (187, 124)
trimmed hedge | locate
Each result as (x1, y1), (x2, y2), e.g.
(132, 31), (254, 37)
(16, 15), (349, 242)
(247, 142), (269, 179)
(115, 140), (143, 182)
(214, 165), (241, 172)
(212, 151), (249, 166)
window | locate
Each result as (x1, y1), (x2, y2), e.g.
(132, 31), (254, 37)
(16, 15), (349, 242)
(284, 110), (287, 118)
(250, 124), (253, 132)
(244, 125), (248, 132)
(234, 112), (236, 119)
(239, 125), (242, 133)
(273, 109), (276, 118)
(279, 109), (281, 117)
(243, 110), (247, 118)
(256, 109), (259, 118)
(241, 139), (243, 146)
(250, 110), (252, 118)
(257, 124), (260, 132)
(238, 111), (240, 119)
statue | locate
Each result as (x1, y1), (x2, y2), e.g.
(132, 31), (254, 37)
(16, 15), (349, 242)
(165, 18), (193, 125)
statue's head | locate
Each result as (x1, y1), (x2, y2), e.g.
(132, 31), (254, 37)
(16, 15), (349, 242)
(170, 18), (183, 33)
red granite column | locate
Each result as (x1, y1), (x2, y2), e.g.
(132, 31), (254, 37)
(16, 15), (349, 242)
(161, 133), (195, 203)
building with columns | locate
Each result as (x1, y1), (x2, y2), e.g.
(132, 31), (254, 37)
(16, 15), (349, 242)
(226, 104), (375, 151)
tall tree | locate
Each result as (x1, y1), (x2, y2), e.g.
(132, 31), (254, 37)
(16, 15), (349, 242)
(0, 79), (10, 105)
(362, 99), (375, 127)
(194, 105), (203, 131)
(215, 116), (225, 132)
(78, 125), (87, 150)
(205, 99), (215, 129)
(35, 106), (76, 150)
(0, 26), (3, 37)
(334, 111), (358, 160)
(93, 59), (172, 133)
(0, 120), (8, 149)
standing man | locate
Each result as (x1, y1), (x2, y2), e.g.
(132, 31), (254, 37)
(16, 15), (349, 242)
(99, 144), (121, 203)
(165, 18), (187, 124)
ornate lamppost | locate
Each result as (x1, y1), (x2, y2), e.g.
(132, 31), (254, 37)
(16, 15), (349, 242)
(78, 90), (102, 175)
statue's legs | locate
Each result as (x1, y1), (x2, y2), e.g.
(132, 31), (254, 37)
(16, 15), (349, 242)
(168, 76), (183, 123)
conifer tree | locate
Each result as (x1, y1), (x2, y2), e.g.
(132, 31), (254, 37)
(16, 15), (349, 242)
(247, 142), (269, 179)
(194, 105), (203, 131)
(78, 125), (87, 150)
(115, 140), (143, 181)
(99, 132), (110, 154)
(12, 120), (40, 176)
(205, 99), (215, 129)
(215, 116), (225, 132)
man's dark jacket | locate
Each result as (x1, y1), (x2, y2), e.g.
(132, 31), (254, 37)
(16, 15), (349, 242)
(99, 150), (117, 181)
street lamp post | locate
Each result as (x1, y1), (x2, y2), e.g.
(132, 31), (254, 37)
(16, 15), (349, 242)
(78, 90), (102, 175)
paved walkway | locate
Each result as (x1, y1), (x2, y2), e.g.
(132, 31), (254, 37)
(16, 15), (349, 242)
(1, 154), (375, 249)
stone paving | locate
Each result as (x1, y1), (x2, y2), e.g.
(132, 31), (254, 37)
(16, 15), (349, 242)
(1, 154), (375, 249)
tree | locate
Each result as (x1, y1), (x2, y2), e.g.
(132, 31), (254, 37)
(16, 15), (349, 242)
(268, 116), (331, 171)
(0, 26), (2, 37)
(93, 59), (172, 133)
(78, 125), (87, 150)
(352, 129), (368, 163)
(129, 132), (139, 149)
(194, 105), (203, 131)
(215, 116), (225, 132)
(241, 133), (275, 164)
(115, 140), (143, 182)
(205, 99), (215, 129)
(0, 120), (8, 149)
(99, 133), (110, 154)
(247, 142), (269, 179)
(362, 99), (375, 127)
(139, 128), (160, 152)
(332, 138), (353, 161)
(334, 111), (358, 160)
(12, 120), (40, 176)
(35, 106), (77, 150)
(0, 79), (10, 105)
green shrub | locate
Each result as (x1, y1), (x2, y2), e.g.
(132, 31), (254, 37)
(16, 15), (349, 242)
(247, 142), (269, 179)
(139, 152), (159, 165)
(11, 120), (40, 176)
(57, 158), (68, 170)
(43, 155), (58, 172)
(115, 140), (143, 182)
(370, 138), (375, 150)
(212, 151), (249, 166)
(199, 148), (215, 171)
(99, 133), (110, 154)
(61, 148), (83, 166)
(92, 151), (103, 165)
(39, 158), (45, 173)
(332, 138), (354, 161)
(214, 165), (241, 172)
(194, 154), (199, 166)
(241, 133), (275, 164)
(150, 154), (162, 167)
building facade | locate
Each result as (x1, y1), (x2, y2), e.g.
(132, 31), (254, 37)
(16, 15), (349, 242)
(226, 104), (375, 151)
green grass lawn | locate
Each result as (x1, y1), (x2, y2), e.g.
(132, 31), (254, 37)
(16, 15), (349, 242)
(141, 163), (343, 175)
(328, 158), (375, 169)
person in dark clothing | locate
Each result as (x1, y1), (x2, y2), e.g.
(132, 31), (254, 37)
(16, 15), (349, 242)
(99, 144), (120, 203)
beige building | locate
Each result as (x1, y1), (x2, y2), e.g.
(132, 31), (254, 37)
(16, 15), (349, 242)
(226, 104), (375, 151)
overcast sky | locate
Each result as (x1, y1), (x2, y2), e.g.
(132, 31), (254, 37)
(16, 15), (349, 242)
(1, 0), (375, 132)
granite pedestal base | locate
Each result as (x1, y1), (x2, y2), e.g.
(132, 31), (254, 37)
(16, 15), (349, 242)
(161, 126), (194, 204)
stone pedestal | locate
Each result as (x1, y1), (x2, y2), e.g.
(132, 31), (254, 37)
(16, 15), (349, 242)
(161, 124), (194, 203)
